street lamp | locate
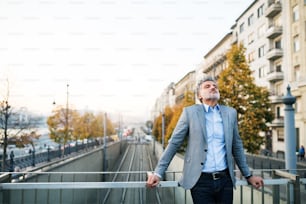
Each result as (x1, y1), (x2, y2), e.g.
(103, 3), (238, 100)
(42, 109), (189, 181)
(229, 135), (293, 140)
(102, 112), (108, 181)
(162, 112), (165, 151)
(52, 83), (69, 157)
(65, 84), (69, 156)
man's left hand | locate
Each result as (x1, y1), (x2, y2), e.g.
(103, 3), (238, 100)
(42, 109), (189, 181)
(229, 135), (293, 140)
(247, 175), (264, 189)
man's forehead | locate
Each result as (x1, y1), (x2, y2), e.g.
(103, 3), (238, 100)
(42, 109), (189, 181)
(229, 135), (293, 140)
(201, 81), (217, 85)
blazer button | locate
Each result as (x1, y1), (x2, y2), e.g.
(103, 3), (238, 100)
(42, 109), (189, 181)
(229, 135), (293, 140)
(204, 149), (208, 152)
(201, 162), (203, 165)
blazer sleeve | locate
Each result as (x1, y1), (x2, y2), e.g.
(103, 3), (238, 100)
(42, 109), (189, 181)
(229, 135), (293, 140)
(231, 109), (251, 177)
(154, 108), (189, 178)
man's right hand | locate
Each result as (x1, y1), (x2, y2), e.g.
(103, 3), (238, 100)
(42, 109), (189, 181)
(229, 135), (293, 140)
(146, 172), (160, 188)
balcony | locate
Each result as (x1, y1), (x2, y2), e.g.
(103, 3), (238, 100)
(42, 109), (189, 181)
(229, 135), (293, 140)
(266, 48), (283, 60)
(266, 69), (284, 82)
(266, 26), (282, 39)
(269, 92), (283, 104)
(265, 1), (282, 18)
(269, 117), (284, 127)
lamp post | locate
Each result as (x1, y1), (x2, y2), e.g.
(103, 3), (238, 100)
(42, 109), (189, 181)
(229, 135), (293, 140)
(282, 85), (296, 173)
(162, 112), (165, 151)
(102, 112), (108, 181)
(64, 84), (69, 156)
(52, 84), (69, 157)
(282, 85), (297, 204)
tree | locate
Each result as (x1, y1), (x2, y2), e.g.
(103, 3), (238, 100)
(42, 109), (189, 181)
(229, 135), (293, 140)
(16, 131), (41, 152)
(73, 111), (94, 141)
(1, 78), (40, 171)
(0, 100), (11, 171)
(152, 114), (162, 142)
(164, 91), (195, 150)
(217, 44), (273, 153)
(152, 90), (195, 149)
(165, 104), (183, 146)
(90, 112), (116, 139)
(47, 105), (79, 154)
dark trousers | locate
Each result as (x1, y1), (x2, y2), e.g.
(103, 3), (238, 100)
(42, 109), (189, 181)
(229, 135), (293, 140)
(190, 171), (233, 204)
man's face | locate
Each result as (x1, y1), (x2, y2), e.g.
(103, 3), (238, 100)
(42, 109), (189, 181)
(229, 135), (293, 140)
(198, 80), (220, 101)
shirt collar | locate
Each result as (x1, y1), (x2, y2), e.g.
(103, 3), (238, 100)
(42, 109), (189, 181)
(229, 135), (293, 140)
(203, 103), (220, 112)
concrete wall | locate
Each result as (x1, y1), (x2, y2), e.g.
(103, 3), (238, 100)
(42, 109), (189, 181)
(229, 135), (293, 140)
(2, 141), (127, 204)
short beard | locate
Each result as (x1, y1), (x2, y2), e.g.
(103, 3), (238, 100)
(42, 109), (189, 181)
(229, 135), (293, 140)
(203, 92), (220, 101)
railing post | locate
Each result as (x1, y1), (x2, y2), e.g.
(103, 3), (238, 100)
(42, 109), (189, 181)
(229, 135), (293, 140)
(272, 170), (280, 204)
(261, 170), (264, 204)
(9, 151), (14, 172)
(240, 173), (243, 204)
(294, 175), (300, 204)
(58, 144), (62, 158)
(32, 149), (36, 167)
(47, 146), (51, 162)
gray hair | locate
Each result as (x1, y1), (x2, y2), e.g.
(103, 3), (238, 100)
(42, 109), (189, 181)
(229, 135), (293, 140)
(196, 76), (217, 102)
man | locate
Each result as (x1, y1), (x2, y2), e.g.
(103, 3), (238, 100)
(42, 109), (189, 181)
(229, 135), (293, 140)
(146, 76), (263, 204)
(299, 145), (305, 161)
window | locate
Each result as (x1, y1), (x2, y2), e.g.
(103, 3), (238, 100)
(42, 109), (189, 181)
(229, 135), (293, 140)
(293, 5), (299, 22)
(258, 66), (266, 78)
(248, 14), (254, 26)
(295, 128), (299, 150)
(275, 39), (281, 49)
(258, 24), (265, 38)
(276, 64), (282, 72)
(248, 32), (254, 44)
(239, 23), (245, 33)
(294, 35), (300, 52)
(294, 98), (300, 113)
(294, 65), (300, 81)
(276, 106), (281, 118)
(257, 4), (264, 18)
(248, 50), (255, 62)
(274, 15), (281, 26)
(275, 82), (282, 95)
(258, 45), (265, 58)
(277, 128), (284, 142)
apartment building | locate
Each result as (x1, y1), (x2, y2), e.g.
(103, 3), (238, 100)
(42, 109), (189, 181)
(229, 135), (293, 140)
(200, 0), (306, 156)
(174, 71), (196, 105)
(151, 82), (176, 119)
(151, 71), (196, 119)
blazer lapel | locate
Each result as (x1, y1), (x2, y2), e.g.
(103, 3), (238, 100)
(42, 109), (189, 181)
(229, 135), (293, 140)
(219, 106), (232, 150)
(195, 105), (207, 144)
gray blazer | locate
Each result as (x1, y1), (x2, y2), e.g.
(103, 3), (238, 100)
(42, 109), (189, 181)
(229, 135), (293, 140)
(154, 104), (251, 190)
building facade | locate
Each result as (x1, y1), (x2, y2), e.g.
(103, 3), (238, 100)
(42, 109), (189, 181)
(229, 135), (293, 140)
(153, 0), (306, 156)
(200, 0), (306, 156)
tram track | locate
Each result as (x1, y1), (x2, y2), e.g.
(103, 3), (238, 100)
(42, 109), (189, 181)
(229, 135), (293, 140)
(101, 140), (160, 204)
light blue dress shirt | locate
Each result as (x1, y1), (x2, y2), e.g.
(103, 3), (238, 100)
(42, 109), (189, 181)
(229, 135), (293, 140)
(202, 104), (228, 172)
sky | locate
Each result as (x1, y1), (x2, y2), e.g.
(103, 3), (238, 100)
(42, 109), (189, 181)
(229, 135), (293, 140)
(0, 0), (253, 123)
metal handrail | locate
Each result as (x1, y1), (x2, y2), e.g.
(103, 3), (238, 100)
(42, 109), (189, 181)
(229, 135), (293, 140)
(0, 178), (292, 190)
